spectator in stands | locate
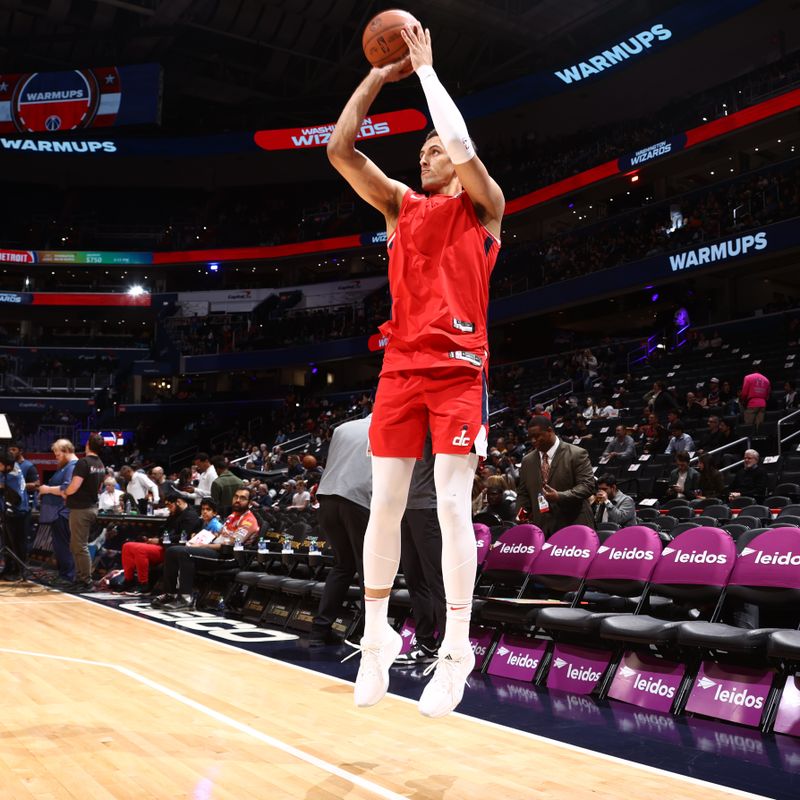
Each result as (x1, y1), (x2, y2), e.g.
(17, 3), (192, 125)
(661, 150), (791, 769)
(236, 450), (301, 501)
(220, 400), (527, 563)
(516, 416), (595, 536)
(592, 474), (635, 527)
(602, 424), (636, 465)
(740, 371), (771, 429)
(119, 465), (160, 515)
(288, 478), (311, 511)
(186, 452), (217, 504)
(638, 412), (668, 454)
(287, 455), (304, 479)
(151, 486), (259, 610)
(666, 452), (700, 500)
(0, 449), (30, 581)
(581, 397), (598, 419)
(651, 381), (680, 423)
(198, 498), (223, 535)
(784, 380), (799, 410)
(684, 392), (707, 422)
(719, 380), (735, 411)
(597, 398), (618, 419)
(150, 466), (167, 505)
(37, 439), (77, 585)
(98, 477), (124, 513)
(119, 493), (202, 593)
(271, 479), (296, 509)
(706, 378), (722, 409)
(210, 455), (244, 517)
(694, 455), (725, 500)
(697, 415), (726, 455)
(728, 449), (768, 503)
(62, 433), (105, 592)
(665, 423), (695, 455)
(477, 475), (516, 522)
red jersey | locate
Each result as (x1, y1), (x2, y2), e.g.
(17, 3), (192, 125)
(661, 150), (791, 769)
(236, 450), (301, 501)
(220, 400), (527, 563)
(379, 189), (500, 374)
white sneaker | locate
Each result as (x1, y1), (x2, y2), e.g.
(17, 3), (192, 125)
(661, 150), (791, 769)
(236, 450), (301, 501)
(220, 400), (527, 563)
(417, 648), (476, 718)
(345, 628), (403, 708)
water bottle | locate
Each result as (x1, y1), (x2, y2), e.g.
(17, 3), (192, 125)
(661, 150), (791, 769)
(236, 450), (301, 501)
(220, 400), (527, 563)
(257, 536), (267, 555)
(233, 527), (245, 552)
(308, 536), (320, 565)
(179, 530), (188, 544)
(162, 529), (171, 545)
(125, 498), (132, 515)
(281, 535), (293, 554)
(146, 500), (154, 516)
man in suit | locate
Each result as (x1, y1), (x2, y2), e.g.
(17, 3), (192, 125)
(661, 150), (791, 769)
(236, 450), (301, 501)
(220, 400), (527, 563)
(516, 416), (595, 536)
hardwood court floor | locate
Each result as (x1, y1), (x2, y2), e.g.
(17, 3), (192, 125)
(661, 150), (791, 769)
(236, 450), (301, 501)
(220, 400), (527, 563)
(0, 585), (774, 800)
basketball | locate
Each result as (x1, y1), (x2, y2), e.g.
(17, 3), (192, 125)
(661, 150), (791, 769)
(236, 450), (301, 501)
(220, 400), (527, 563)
(302, 454), (317, 469)
(362, 9), (420, 68)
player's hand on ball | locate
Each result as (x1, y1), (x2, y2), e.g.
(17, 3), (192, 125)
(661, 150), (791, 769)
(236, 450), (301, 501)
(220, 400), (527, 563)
(373, 54), (413, 83)
(401, 25), (432, 71)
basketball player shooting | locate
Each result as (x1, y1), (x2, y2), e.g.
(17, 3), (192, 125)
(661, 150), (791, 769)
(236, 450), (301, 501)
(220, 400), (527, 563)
(328, 24), (504, 717)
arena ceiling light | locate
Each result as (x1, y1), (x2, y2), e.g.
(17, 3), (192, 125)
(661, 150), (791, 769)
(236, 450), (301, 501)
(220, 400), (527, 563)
(127, 284), (147, 297)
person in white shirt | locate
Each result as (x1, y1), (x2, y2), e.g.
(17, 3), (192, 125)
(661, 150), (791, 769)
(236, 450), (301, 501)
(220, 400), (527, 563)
(188, 452), (218, 505)
(288, 478), (311, 511)
(119, 465), (160, 515)
(98, 477), (124, 513)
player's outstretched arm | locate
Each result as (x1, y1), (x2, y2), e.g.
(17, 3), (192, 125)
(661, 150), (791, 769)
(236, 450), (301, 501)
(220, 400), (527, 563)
(402, 26), (505, 238)
(327, 59), (412, 230)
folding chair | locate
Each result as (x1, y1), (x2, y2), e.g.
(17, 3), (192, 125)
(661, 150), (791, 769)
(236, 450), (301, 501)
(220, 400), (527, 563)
(532, 526), (663, 689)
(598, 526), (735, 706)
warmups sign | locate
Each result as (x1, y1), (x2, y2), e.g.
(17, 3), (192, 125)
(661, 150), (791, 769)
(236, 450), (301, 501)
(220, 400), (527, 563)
(254, 109), (427, 151)
(0, 63), (161, 133)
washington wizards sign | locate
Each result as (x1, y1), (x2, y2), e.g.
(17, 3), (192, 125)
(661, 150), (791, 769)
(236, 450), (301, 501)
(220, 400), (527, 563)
(0, 63), (162, 133)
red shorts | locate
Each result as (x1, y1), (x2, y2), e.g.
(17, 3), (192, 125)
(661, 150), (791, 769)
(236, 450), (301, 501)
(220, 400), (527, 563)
(369, 367), (488, 458)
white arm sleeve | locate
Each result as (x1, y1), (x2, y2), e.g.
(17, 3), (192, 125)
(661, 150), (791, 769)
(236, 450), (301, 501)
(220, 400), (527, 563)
(416, 65), (475, 165)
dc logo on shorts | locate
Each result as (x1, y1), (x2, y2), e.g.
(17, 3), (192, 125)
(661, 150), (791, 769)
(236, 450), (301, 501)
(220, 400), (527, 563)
(452, 425), (471, 447)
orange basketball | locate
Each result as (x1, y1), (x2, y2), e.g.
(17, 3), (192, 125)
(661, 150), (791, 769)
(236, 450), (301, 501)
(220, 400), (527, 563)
(362, 9), (420, 68)
(302, 454), (317, 469)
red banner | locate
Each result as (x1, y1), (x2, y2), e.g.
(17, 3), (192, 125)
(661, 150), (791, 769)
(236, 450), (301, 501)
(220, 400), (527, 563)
(0, 249), (36, 264)
(32, 292), (151, 307)
(254, 109), (427, 151)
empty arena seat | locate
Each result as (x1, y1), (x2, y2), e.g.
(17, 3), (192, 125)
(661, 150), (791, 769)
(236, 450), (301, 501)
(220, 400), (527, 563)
(478, 524), (599, 630)
(533, 526), (662, 644)
(705, 504), (732, 522)
(675, 528), (800, 669)
(474, 524), (546, 599)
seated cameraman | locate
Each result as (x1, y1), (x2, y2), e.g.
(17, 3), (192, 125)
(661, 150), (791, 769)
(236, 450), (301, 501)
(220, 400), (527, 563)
(151, 487), (259, 610)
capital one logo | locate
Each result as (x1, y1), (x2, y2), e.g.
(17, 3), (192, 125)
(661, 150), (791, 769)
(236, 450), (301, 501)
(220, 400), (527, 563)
(553, 656), (601, 683)
(697, 676), (765, 709)
(496, 645), (539, 669)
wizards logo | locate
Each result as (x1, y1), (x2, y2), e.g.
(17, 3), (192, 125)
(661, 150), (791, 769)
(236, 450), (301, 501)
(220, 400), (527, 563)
(0, 67), (121, 133)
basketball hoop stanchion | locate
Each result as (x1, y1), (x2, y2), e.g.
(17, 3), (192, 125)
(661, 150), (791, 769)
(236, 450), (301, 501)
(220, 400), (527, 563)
(0, 414), (34, 582)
